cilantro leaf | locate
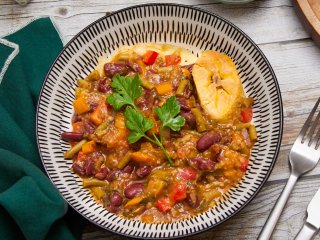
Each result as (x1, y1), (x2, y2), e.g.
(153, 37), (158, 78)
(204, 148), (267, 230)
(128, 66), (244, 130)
(107, 74), (142, 110)
(154, 96), (186, 131)
(124, 106), (154, 143)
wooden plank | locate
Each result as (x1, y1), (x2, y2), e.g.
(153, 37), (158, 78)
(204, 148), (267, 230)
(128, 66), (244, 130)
(81, 177), (320, 239)
(0, 0), (309, 44)
(261, 40), (320, 94)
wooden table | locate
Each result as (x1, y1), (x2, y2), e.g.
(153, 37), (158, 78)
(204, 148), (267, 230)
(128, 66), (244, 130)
(1, 0), (320, 239)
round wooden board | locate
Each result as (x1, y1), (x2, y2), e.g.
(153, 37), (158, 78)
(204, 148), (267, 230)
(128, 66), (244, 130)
(294, 0), (320, 47)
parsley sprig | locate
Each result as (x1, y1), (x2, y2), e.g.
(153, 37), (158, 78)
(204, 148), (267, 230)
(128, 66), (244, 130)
(107, 74), (185, 166)
(106, 74), (142, 111)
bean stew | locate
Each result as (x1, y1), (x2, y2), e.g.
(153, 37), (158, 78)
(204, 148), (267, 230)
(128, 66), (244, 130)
(62, 44), (257, 223)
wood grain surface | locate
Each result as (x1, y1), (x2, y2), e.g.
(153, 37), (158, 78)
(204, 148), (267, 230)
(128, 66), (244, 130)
(1, 0), (320, 239)
(294, 0), (320, 46)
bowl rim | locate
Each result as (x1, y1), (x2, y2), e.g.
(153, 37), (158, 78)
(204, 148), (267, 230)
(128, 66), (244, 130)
(36, 3), (283, 239)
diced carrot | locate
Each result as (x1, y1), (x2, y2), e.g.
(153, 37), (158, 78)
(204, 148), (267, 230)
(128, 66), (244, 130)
(73, 96), (90, 114)
(125, 196), (144, 208)
(90, 99), (108, 126)
(155, 82), (173, 95)
(130, 152), (153, 164)
(82, 140), (96, 154)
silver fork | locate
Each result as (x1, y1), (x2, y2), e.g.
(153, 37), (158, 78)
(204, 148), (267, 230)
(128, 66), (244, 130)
(258, 97), (320, 240)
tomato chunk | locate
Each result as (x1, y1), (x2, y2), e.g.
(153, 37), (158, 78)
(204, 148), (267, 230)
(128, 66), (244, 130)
(240, 157), (249, 172)
(165, 54), (181, 66)
(143, 50), (159, 65)
(155, 197), (172, 212)
(241, 108), (253, 123)
(178, 167), (197, 180)
(171, 182), (187, 202)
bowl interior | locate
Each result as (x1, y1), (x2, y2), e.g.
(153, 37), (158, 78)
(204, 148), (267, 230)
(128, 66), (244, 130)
(36, 4), (282, 239)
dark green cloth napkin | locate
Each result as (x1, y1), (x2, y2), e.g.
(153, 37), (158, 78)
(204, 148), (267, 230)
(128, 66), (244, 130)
(0, 17), (84, 240)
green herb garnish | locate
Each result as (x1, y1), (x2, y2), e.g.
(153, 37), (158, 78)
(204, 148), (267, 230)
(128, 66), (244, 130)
(124, 106), (154, 143)
(155, 96), (186, 143)
(106, 74), (142, 110)
(107, 74), (185, 166)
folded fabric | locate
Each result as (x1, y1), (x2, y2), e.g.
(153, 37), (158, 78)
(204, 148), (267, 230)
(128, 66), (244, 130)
(0, 17), (84, 240)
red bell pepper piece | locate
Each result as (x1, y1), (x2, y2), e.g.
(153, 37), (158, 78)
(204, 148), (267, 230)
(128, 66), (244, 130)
(240, 108), (253, 123)
(178, 167), (197, 180)
(165, 54), (181, 66)
(171, 182), (187, 202)
(143, 50), (159, 65)
(155, 197), (172, 212)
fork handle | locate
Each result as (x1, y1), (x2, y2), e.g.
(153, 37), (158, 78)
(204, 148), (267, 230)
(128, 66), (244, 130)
(295, 222), (318, 240)
(258, 173), (299, 240)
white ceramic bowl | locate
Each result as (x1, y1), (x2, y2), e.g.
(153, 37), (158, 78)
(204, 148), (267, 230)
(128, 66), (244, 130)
(36, 4), (283, 239)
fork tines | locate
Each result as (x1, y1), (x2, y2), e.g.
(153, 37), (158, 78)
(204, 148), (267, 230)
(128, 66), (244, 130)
(299, 97), (320, 149)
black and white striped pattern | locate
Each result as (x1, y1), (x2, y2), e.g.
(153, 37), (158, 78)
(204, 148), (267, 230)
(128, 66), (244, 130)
(36, 4), (283, 239)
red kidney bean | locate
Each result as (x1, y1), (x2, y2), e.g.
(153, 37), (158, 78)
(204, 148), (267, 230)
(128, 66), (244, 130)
(191, 157), (216, 171)
(136, 165), (151, 178)
(180, 111), (196, 128)
(61, 132), (84, 141)
(109, 192), (123, 206)
(137, 100), (148, 111)
(178, 98), (191, 111)
(196, 132), (221, 152)
(83, 120), (96, 134)
(89, 102), (99, 111)
(104, 63), (130, 77)
(124, 183), (144, 199)
(98, 77), (111, 93)
(107, 205), (118, 213)
(95, 167), (110, 180)
(72, 114), (82, 123)
(184, 88), (193, 98)
(106, 169), (121, 182)
(126, 61), (142, 73)
(83, 157), (95, 176)
(122, 165), (134, 174)
(72, 162), (85, 176)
